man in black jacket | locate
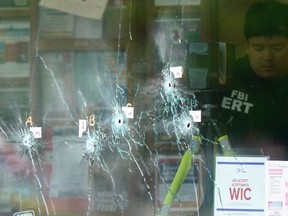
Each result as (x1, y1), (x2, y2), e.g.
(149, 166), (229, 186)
(221, 1), (288, 160)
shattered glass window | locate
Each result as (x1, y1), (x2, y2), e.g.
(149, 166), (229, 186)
(1, 0), (283, 216)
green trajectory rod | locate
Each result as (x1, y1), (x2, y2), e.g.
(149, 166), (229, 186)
(157, 150), (193, 216)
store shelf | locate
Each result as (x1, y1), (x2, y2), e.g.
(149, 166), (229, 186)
(0, 8), (30, 18)
(38, 39), (128, 52)
(152, 5), (200, 14)
(0, 77), (30, 88)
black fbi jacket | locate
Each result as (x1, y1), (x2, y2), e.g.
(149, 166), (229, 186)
(219, 55), (288, 160)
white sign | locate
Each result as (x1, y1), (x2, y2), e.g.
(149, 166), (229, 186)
(265, 161), (288, 216)
(214, 156), (268, 216)
(39, 0), (108, 20)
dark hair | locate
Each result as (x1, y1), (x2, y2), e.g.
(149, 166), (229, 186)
(244, 1), (288, 39)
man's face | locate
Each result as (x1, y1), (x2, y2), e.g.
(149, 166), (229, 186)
(246, 36), (288, 79)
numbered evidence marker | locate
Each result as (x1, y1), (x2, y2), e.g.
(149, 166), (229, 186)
(170, 66), (183, 79)
(25, 116), (33, 127)
(30, 127), (42, 139)
(189, 110), (201, 123)
(78, 114), (96, 137)
(89, 114), (96, 127)
(122, 103), (134, 119)
(79, 115), (97, 137)
(26, 116), (42, 139)
(79, 119), (87, 138)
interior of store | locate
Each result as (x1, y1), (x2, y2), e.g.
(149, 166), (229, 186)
(1, 0), (288, 216)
